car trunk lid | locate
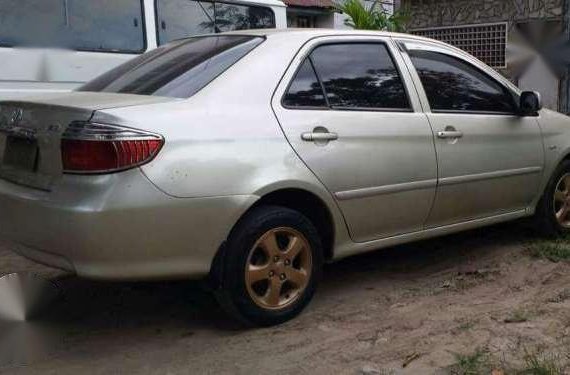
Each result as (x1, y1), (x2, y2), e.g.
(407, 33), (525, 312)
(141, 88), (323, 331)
(0, 92), (176, 190)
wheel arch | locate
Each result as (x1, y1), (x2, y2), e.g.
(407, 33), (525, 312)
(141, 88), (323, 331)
(531, 146), (570, 211)
(208, 187), (337, 289)
(561, 152), (570, 163)
(247, 188), (335, 261)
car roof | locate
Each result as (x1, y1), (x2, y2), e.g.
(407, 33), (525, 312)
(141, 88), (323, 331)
(221, 28), (476, 63)
(222, 28), (438, 44)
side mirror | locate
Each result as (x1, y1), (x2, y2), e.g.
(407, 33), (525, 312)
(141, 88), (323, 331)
(519, 91), (542, 116)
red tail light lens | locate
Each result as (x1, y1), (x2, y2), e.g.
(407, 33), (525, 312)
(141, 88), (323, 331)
(61, 122), (163, 174)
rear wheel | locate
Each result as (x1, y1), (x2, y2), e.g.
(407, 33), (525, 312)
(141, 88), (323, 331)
(216, 206), (323, 326)
(534, 161), (570, 236)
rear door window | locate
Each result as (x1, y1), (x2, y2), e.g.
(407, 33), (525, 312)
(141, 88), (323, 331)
(0, 0), (145, 53)
(79, 35), (263, 98)
(156, 0), (275, 45)
(284, 43), (411, 110)
(311, 43), (410, 110)
(283, 59), (328, 108)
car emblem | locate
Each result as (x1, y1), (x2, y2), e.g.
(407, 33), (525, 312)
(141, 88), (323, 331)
(9, 108), (23, 126)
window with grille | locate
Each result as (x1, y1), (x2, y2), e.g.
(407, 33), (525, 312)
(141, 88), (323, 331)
(411, 23), (507, 68)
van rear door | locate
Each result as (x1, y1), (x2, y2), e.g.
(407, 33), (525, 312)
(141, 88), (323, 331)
(0, 0), (148, 100)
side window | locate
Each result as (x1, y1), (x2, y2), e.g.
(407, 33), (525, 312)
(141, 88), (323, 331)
(0, 0), (145, 53)
(156, 0), (214, 45)
(408, 50), (517, 113)
(310, 43), (410, 110)
(156, 0), (275, 45)
(215, 3), (275, 32)
(283, 59), (327, 108)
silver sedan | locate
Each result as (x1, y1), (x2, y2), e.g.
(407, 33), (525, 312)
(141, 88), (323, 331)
(0, 30), (569, 326)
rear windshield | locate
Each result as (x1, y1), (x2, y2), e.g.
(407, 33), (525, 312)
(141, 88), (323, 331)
(79, 35), (263, 98)
(0, 0), (145, 53)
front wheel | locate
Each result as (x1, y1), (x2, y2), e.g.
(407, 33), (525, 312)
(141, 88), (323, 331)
(534, 160), (570, 236)
(216, 206), (323, 327)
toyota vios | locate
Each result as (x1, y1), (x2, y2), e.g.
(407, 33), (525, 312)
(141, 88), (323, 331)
(1, 30), (569, 326)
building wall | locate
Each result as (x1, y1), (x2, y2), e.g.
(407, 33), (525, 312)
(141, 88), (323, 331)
(285, 0), (395, 30)
(518, 56), (560, 110)
(401, 0), (567, 111)
(404, 0), (564, 30)
(286, 8), (335, 28)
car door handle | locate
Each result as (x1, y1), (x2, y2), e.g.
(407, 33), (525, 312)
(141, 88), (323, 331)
(437, 130), (463, 139)
(301, 131), (338, 142)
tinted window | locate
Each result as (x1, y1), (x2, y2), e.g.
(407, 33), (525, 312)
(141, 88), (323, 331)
(409, 50), (516, 113)
(79, 36), (263, 98)
(156, 0), (275, 45)
(310, 43), (410, 110)
(283, 59), (327, 108)
(156, 0), (214, 45)
(0, 0), (145, 53)
(215, 2), (275, 32)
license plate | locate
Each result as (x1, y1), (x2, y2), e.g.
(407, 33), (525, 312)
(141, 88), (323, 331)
(2, 136), (39, 172)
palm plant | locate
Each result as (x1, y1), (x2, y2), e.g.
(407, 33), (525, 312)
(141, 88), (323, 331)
(335, 0), (410, 32)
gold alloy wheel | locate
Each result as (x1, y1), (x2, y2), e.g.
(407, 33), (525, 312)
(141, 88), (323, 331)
(554, 173), (570, 228)
(245, 227), (312, 310)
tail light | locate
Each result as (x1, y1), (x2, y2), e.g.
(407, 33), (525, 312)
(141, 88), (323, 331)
(61, 121), (163, 174)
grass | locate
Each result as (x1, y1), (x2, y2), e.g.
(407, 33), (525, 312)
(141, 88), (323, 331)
(526, 236), (570, 262)
(457, 320), (477, 331)
(450, 318), (478, 335)
(504, 309), (531, 324)
(444, 346), (567, 375)
(517, 349), (564, 375)
(448, 348), (492, 375)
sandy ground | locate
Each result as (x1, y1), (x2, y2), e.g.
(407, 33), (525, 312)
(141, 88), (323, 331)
(1, 221), (570, 374)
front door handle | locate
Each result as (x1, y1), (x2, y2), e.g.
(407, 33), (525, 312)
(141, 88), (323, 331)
(437, 127), (463, 139)
(301, 131), (338, 142)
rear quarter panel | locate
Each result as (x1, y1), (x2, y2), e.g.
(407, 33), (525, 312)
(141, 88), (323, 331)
(96, 33), (352, 257)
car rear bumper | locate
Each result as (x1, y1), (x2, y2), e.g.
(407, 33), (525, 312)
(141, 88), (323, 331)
(0, 169), (257, 280)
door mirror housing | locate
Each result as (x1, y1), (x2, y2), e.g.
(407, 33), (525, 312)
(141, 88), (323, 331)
(519, 91), (542, 116)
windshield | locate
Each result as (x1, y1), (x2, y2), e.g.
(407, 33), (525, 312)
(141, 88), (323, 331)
(79, 35), (263, 98)
(0, 0), (145, 53)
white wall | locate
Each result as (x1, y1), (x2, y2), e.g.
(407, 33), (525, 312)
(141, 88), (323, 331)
(333, 12), (351, 29)
(518, 56), (560, 111)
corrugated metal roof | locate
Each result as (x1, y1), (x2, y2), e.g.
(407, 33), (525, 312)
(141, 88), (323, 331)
(283, 0), (335, 8)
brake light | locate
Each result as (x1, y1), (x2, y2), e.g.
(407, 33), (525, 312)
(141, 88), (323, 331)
(61, 122), (163, 174)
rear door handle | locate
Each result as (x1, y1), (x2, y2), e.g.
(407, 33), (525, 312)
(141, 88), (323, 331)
(437, 130), (463, 139)
(301, 131), (338, 142)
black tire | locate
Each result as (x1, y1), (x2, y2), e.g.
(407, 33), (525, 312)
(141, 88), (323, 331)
(534, 160), (570, 237)
(215, 205), (323, 327)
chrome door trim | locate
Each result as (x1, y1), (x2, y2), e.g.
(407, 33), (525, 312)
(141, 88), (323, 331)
(439, 166), (543, 187)
(335, 179), (437, 200)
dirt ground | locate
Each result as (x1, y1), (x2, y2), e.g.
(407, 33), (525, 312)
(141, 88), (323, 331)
(1, 221), (570, 374)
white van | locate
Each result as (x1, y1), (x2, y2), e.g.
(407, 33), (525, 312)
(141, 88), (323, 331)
(0, 0), (286, 100)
